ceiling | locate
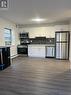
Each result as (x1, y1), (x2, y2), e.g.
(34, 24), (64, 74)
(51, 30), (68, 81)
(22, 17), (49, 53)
(0, 0), (71, 24)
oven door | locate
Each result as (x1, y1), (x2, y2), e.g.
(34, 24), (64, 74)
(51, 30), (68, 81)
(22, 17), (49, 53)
(17, 45), (28, 54)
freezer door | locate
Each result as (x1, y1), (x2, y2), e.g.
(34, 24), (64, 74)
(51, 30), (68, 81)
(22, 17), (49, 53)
(56, 32), (69, 42)
(56, 43), (68, 59)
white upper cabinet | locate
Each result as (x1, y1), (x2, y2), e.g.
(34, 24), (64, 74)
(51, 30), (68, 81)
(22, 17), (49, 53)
(19, 25), (69, 38)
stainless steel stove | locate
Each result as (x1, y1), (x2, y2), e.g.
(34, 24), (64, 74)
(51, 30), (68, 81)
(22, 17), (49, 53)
(17, 45), (28, 55)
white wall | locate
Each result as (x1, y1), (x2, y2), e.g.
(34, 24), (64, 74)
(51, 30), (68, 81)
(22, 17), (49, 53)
(0, 18), (19, 58)
(18, 25), (69, 38)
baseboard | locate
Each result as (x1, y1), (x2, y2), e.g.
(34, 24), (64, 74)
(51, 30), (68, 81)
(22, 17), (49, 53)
(10, 54), (18, 59)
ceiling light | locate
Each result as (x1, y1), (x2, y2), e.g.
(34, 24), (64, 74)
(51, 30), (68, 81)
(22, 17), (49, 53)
(31, 17), (46, 22)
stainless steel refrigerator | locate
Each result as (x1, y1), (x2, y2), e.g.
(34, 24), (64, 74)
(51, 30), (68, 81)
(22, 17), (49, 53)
(55, 31), (70, 59)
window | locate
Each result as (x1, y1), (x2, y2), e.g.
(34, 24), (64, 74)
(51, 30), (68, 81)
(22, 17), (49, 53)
(4, 28), (12, 45)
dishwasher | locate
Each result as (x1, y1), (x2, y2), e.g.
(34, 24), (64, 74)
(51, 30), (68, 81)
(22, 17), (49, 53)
(46, 46), (55, 58)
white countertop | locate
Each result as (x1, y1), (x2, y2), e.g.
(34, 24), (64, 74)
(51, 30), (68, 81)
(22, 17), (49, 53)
(28, 44), (55, 47)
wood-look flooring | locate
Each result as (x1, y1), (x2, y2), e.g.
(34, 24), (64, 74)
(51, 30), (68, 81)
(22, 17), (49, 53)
(0, 56), (71, 95)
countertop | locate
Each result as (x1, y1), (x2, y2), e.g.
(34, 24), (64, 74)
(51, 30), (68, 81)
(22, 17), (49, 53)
(0, 46), (10, 48)
(28, 44), (55, 47)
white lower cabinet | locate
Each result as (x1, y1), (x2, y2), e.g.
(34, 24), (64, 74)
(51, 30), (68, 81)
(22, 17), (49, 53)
(28, 45), (55, 58)
(28, 45), (45, 58)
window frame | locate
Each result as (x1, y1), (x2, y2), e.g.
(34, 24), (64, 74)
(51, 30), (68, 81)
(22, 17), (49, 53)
(4, 28), (12, 46)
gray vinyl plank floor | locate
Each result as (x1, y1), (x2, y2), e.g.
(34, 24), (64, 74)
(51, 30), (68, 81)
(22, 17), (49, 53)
(0, 56), (71, 95)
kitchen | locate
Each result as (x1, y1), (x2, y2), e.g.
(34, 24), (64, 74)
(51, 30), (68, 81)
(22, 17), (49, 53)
(17, 25), (70, 60)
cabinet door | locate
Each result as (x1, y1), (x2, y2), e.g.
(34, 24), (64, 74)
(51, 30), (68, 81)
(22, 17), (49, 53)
(6, 47), (10, 66)
(28, 46), (45, 57)
(2, 48), (8, 67)
(37, 47), (45, 57)
(2, 47), (10, 68)
(46, 46), (55, 57)
(28, 46), (35, 57)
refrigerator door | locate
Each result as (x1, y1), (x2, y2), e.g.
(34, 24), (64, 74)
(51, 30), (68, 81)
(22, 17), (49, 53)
(56, 32), (69, 42)
(56, 43), (68, 59)
(56, 43), (61, 59)
(61, 43), (68, 59)
(56, 33), (60, 42)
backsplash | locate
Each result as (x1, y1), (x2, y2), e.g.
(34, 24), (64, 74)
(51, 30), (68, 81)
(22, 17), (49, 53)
(29, 37), (55, 44)
(19, 33), (55, 45)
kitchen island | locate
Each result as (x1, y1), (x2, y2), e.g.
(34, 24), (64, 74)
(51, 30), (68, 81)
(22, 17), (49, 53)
(28, 44), (55, 58)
